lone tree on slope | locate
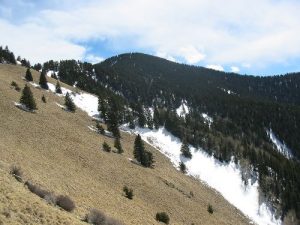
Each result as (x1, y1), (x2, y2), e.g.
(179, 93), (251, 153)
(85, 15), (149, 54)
(20, 84), (37, 110)
(114, 137), (123, 154)
(25, 68), (33, 81)
(180, 140), (192, 159)
(56, 81), (62, 94)
(134, 134), (154, 167)
(39, 69), (48, 90)
(64, 92), (76, 112)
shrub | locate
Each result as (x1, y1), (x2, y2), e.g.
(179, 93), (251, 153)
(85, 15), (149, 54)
(105, 217), (123, 225)
(207, 204), (214, 214)
(11, 81), (21, 92)
(155, 212), (170, 224)
(123, 186), (133, 200)
(96, 122), (105, 135)
(84, 209), (124, 225)
(41, 95), (46, 103)
(102, 142), (111, 152)
(44, 192), (57, 205)
(10, 165), (23, 182)
(56, 195), (75, 212)
(85, 209), (106, 225)
(25, 181), (50, 198)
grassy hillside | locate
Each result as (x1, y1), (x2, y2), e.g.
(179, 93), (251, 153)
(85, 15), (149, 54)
(0, 64), (251, 225)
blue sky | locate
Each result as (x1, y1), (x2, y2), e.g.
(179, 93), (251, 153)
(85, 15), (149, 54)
(1, 0), (300, 75)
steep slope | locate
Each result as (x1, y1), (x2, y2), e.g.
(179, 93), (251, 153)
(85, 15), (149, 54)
(92, 53), (300, 223)
(0, 64), (251, 225)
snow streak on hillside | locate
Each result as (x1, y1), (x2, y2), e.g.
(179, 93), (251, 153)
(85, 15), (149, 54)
(267, 129), (293, 159)
(120, 126), (282, 225)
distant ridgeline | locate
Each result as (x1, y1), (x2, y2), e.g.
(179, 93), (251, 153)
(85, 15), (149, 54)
(2, 47), (300, 221)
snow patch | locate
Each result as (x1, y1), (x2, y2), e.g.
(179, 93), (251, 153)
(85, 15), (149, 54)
(46, 70), (58, 78)
(220, 88), (236, 95)
(201, 113), (213, 128)
(267, 129), (293, 159)
(120, 125), (281, 225)
(14, 102), (34, 112)
(176, 102), (189, 118)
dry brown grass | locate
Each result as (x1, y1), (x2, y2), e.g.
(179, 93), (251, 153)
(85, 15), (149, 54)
(0, 64), (251, 225)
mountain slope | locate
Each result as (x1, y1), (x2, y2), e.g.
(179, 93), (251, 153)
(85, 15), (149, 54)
(92, 53), (300, 223)
(94, 53), (300, 106)
(0, 64), (251, 225)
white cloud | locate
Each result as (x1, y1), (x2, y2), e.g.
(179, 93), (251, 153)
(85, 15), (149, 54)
(231, 66), (240, 73)
(1, 0), (300, 70)
(0, 19), (85, 63)
(155, 51), (177, 62)
(178, 46), (206, 64)
(206, 65), (224, 71)
(85, 54), (104, 64)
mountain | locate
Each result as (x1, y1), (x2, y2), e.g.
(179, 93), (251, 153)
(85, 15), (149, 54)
(0, 64), (252, 224)
(2, 48), (300, 224)
(92, 53), (300, 223)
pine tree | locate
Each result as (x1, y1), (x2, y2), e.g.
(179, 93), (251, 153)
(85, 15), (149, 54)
(153, 107), (160, 129)
(106, 97), (121, 138)
(114, 137), (123, 154)
(179, 161), (186, 173)
(65, 92), (76, 112)
(20, 84), (37, 110)
(39, 69), (48, 90)
(137, 104), (146, 128)
(56, 81), (62, 94)
(134, 134), (153, 167)
(25, 68), (33, 81)
(134, 134), (144, 163)
(98, 97), (108, 122)
(180, 141), (192, 159)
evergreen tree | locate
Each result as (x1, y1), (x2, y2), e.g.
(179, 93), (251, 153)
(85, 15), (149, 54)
(134, 134), (153, 167)
(33, 63), (42, 71)
(153, 107), (160, 129)
(56, 81), (62, 94)
(65, 93), (76, 112)
(98, 97), (108, 122)
(180, 141), (192, 159)
(39, 69), (49, 90)
(114, 137), (123, 154)
(179, 161), (186, 173)
(134, 134), (144, 163)
(20, 84), (37, 110)
(137, 104), (146, 127)
(25, 68), (33, 81)
(106, 97), (121, 138)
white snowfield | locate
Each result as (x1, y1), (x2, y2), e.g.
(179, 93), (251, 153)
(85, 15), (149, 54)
(267, 129), (293, 159)
(176, 102), (189, 118)
(120, 125), (282, 225)
(38, 82), (281, 225)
